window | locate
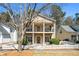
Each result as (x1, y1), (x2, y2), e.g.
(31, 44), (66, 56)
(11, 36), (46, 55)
(10, 28), (13, 32)
(27, 36), (32, 43)
(3, 34), (11, 38)
(60, 30), (62, 34)
(45, 36), (50, 42)
(37, 37), (40, 43)
(78, 35), (79, 40)
(71, 35), (76, 42)
(26, 26), (32, 31)
(37, 26), (40, 31)
(49, 26), (51, 30)
(45, 26), (52, 32)
(51, 27), (54, 32)
(26, 28), (32, 31)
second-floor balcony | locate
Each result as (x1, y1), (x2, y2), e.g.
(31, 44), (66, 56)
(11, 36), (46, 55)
(26, 22), (55, 33)
(26, 26), (54, 32)
(26, 25), (32, 32)
(26, 28), (32, 32)
(45, 28), (54, 32)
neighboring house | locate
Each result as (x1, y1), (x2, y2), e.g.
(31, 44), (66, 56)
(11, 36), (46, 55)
(0, 23), (17, 44)
(26, 14), (56, 45)
(71, 25), (79, 41)
(57, 25), (79, 42)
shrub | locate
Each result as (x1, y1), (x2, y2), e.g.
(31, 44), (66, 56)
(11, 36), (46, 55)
(22, 36), (29, 45)
(49, 38), (60, 45)
(76, 41), (79, 44)
(63, 39), (69, 41)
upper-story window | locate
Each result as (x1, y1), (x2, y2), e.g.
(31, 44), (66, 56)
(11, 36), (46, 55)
(26, 26), (32, 31)
(45, 26), (51, 32)
(37, 26), (40, 31)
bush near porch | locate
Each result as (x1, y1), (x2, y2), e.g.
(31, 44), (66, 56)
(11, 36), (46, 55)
(49, 38), (60, 45)
(22, 36), (29, 45)
(17, 36), (29, 45)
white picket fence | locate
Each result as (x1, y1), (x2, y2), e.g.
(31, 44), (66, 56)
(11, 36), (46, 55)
(24, 44), (79, 49)
(1, 44), (79, 50)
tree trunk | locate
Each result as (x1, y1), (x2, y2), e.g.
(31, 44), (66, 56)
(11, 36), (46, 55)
(18, 34), (22, 51)
(16, 27), (24, 51)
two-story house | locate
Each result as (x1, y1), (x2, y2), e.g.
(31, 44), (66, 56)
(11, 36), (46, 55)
(25, 14), (56, 45)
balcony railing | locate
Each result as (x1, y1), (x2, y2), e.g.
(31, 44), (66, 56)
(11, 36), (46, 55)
(45, 28), (54, 32)
(26, 28), (54, 32)
(26, 29), (54, 32)
(34, 29), (43, 32)
(26, 29), (32, 32)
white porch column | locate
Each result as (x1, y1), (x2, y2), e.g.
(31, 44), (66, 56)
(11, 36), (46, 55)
(43, 22), (45, 45)
(76, 33), (79, 41)
(32, 22), (34, 44)
(54, 22), (56, 38)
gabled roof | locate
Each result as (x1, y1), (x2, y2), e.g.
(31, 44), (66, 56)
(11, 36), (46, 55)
(28, 10), (56, 22)
(0, 23), (15, 31)
(61, 25), (75, 32)
(0, 25), (10, 34)
(38, 14), (56, 22)
(33, 14), (56, 23)
(71, 25), (79, 32)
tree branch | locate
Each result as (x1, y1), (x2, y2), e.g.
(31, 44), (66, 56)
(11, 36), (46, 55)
(0, 3), (17, 27)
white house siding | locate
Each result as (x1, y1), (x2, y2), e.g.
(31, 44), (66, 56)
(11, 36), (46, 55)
(8, 30), (17, 43)
(0, 32), (2, 43)
(2, 34), (11, 43)
(13, 30), (17, 42)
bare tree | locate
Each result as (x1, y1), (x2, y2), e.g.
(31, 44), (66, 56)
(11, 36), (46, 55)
(49, 4), (65, 36)
(64, 16), (74, 26)
(75, 13), (79, 25)
(0, 3), (51, 51)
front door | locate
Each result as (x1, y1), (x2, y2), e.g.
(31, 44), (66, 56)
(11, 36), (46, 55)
(37, 36), (41, 44)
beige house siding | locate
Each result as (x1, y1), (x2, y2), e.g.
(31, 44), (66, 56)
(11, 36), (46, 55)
(57, 28), (76, 41)
(25, 15), (56, 45)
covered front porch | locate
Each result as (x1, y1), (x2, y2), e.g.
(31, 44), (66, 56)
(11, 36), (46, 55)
(26, 33), (55, 45)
